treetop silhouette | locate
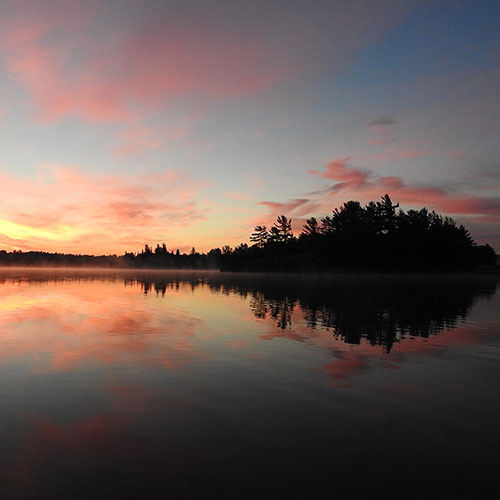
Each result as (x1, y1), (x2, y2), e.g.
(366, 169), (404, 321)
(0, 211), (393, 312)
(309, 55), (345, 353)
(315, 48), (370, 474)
(226, 194), (496, 272)
(0, 194), (496, 272)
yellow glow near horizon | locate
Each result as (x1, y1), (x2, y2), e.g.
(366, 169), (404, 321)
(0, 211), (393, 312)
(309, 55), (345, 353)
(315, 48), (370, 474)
(0, 219), (84, 242)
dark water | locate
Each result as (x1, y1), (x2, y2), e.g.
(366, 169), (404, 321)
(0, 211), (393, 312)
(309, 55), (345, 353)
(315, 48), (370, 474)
(0, 268), (499, 499)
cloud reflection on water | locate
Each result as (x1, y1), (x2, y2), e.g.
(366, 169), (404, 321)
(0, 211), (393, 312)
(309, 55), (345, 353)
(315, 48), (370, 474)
(0, 269), (498, 498)
(0, 270), (496, 374)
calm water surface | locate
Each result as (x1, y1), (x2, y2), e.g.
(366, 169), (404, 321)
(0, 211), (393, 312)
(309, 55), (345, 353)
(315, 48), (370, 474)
(0, 269), (499, 498)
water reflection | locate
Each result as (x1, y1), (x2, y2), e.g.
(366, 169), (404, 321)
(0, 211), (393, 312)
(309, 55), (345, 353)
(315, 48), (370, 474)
(0, 269), (499, 499)
(0, 271), (205, 371)
(1, 270), (497, 356)
(135, 272), (498, 351)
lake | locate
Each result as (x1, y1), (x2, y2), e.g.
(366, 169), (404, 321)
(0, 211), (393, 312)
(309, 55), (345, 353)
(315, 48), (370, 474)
(1, 268), (499, 499)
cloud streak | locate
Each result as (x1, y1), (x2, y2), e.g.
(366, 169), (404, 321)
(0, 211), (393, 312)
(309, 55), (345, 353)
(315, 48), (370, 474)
(0, 3), (285, 123)
(254, 158), (500, 248)
(0, 0), (412, 124)
(0, 166), (207, 254)
(309, 157), (500, 218)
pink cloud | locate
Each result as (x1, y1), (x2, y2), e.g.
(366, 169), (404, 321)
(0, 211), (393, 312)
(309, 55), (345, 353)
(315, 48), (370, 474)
(225, 192), (252, 201)
(259, 198), (321, 216)
(113, 124), (191, 156)
(0, 165), (208, 254)
(252, 158), (500, 248)
(243, 206), (318, 241)
(253, 199), (322, 232)
(309, 158), (368, 186)
(0, 5), (286, 123)
(309, 157), (500, 219)
(0, 1), (414, 124)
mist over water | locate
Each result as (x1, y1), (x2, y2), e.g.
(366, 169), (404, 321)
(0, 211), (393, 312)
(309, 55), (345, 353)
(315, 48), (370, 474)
(0, 268), (499, 498)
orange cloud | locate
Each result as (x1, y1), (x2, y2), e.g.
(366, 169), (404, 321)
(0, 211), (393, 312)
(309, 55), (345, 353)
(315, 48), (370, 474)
(0, 166), (208, 254)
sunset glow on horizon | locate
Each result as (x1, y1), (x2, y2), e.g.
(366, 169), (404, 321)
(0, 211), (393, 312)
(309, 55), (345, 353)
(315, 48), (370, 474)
(1, 0), (499, 254)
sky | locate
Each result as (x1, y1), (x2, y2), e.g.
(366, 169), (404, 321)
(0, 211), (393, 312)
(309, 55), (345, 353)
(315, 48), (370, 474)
(0, 0), (499, 254)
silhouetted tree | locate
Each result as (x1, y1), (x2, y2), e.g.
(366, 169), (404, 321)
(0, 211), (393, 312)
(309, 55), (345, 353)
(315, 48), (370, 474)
(321, 201), (367, 235)
(271, 215), (293, 242)
(250, 226), (269, 247)
(377, 194), (399, 233)
(302, 217), (320, 237)
(222, 194), (498, 272)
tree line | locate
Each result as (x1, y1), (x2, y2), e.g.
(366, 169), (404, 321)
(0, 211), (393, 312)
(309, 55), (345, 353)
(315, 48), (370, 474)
(0, 246), (220, 269)
(220, 194), (497, 271)
(0, 195), (496, 271)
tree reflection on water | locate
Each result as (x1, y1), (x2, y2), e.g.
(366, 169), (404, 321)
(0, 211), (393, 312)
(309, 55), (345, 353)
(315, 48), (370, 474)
(133, 272), (497, 352)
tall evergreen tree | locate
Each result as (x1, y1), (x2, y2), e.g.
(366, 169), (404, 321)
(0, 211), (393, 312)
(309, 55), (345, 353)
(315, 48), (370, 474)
(271, 215), (293, 242)
(250, 226), (269, 247)
(302, 217), (320, 237)
(376, 194), (399, 233)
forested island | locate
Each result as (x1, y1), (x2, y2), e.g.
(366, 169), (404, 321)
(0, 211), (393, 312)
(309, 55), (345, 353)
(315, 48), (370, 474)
(0, 195), (497, 272)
